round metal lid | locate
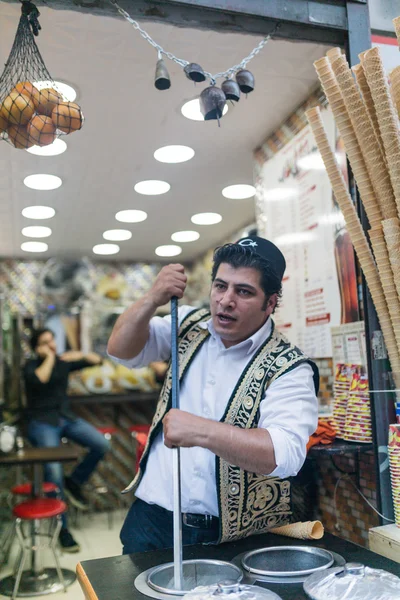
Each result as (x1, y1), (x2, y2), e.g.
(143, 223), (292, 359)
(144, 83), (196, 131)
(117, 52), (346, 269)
(241, 546), (334, 578)
(146, 560), (243, 596)
(303, 563), (400, 600)
(184, 581), (282, 600)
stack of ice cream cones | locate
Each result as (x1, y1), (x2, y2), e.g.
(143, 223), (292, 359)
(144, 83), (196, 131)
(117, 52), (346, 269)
(388, 424), (400, 527)
(307, 18), (400, 387)
(343, 368), (372, 443)
(332, 364), (354, 438)
(390, 66), (400, 118)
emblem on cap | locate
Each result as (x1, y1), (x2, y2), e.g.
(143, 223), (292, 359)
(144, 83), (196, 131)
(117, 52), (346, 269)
(238, 239), (258, 247)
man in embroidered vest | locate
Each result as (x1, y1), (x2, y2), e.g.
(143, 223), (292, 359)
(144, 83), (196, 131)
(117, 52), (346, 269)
(108, 236), (319, 554)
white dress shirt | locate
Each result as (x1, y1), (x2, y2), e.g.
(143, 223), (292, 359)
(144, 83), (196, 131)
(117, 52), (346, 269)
(111, 305), (318, 516)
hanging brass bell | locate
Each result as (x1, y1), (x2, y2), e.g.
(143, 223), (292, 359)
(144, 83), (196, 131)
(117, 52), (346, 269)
(200, 86), (226, 124)
(184, 63), (206, 83)
(236, 69), (255, 94)
(221, 78), (240, 102)
(154, 58), (171, 90)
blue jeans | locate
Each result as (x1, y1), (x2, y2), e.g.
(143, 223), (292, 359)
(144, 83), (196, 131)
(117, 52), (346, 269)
(27, 417), (110, 528)
(120, 498), (219, 554)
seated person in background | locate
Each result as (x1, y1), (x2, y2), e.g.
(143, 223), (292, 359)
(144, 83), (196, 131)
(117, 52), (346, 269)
(24, 328), (111, 553)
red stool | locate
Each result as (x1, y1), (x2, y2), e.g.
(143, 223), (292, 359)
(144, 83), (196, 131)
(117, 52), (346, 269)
(128, 425), (150, 472)
(1, 482), (60, 568)
(11, 482), (59, 497)
(93, 426), (119, 528)
(97, 426), (117, 440)
(7, 498), (67, 599)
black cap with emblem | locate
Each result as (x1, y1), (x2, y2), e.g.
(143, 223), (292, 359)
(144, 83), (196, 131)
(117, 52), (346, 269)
(235, 236), (286, 283)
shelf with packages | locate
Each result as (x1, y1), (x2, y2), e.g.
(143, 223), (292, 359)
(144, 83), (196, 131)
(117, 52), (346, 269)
(69, 391), (159, 406)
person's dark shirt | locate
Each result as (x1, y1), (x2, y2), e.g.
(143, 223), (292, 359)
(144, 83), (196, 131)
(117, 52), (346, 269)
(24, 357), (92, 425)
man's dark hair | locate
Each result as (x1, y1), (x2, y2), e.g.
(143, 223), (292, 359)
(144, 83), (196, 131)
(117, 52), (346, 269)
(211, 243), (282, 311)
(30, 328), (54, 352)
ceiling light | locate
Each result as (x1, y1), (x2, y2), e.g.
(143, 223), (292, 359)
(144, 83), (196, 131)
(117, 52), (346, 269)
(103, 229), (132, 241)
(92, 244), (120, 255)
(191, 212), (222, 225)
(22, 206), (55, 220)
(222, 184), (256, 199)
(154, 145), (195, 164)
(34, 80), (77, 102)
(24, 174), (62, 191)
(171, 230), (200, 243)
(262, 188), (298, 202)
(134, 180), (170, 195)
(21, 241), (48, 253)
(26, 139), (67, 157)
(155, 245), (182, 257)
(181, 98), (228, 121)
(115, 210), (147, 223)
(22, 226), (52, 238)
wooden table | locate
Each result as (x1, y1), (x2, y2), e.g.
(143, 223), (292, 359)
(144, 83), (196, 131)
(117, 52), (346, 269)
(0, 446), (80, 597)
(76, 531), (400, 600)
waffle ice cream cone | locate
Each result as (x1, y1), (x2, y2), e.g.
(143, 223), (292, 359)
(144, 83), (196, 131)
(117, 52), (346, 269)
(394, 17), (400, 49)
(353, 63), (385, 156)
(369, 226), (400, 353)
(313, 57), (382, 227)
(269, 521), (324, 540)
(390, 66), (400, 118)
(331, 55), (397, 220)
(383, 217), (400, 305)
(363, 47), (400, 212)
(307, 107), (400, 374)
(326, 47), (342, 61)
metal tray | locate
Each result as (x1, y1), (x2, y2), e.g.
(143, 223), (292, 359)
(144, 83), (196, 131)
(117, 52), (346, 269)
(241, 546), (334, 578)
(144, 559), (243, 597)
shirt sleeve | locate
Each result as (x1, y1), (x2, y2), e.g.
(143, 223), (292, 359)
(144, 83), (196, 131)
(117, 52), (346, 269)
(108, 305), (196, 369)
(67, 359), (95, 372)
(258, 362), (318, 478)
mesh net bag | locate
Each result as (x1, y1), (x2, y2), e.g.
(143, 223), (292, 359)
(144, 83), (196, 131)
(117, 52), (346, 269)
(0, 1), (83, 150)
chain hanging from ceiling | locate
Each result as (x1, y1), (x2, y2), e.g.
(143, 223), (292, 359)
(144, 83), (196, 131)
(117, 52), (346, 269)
(110, 0), (280, 125)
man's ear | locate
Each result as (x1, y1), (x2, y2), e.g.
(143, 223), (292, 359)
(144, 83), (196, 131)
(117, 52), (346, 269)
(267, 293), (278, 314)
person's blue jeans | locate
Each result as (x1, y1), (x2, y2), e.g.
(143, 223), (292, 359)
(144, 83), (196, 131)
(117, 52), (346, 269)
(120, 498), (219, 554)
(27, 417), (110, 528)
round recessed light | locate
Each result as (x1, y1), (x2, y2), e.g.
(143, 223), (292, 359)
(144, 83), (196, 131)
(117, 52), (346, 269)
(22, 206), (55, 220)
(115, 210), (147, 223)
(181, 98), (228, 121)
(171, 230), (200, 243)
(154, 145), (195, 164)
(155, 245), (182, 257)
(24, 174), (62, 191)
(22, 226), (52, 238)
(26, 139), (67, 157)
(103, 229), (132, 241)
(21, 241), (48, 253)
(191, 212), (222, 225)
(222, 184), (256, 199)
(134, 180), (170, 195)
(92, 243), (120, 255)
(34, 80), (77, 102)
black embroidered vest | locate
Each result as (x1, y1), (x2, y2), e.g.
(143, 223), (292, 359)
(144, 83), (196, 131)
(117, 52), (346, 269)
(123, 308), (319, 544)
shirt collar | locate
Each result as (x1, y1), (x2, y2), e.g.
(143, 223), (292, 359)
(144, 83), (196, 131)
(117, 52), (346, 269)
(199, 315), (273, 354)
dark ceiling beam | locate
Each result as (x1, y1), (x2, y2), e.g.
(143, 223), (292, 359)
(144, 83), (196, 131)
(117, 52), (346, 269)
(2, 0), (362, 46)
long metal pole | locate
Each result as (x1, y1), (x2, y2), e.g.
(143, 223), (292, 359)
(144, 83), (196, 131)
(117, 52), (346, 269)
(171, 297), (183, 590)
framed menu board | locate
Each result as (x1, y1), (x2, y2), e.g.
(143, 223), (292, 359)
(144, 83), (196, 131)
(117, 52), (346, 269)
(255, 105), (358, 358)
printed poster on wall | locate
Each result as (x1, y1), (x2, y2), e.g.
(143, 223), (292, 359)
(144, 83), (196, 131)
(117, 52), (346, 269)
(256, 107), (346, 358)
